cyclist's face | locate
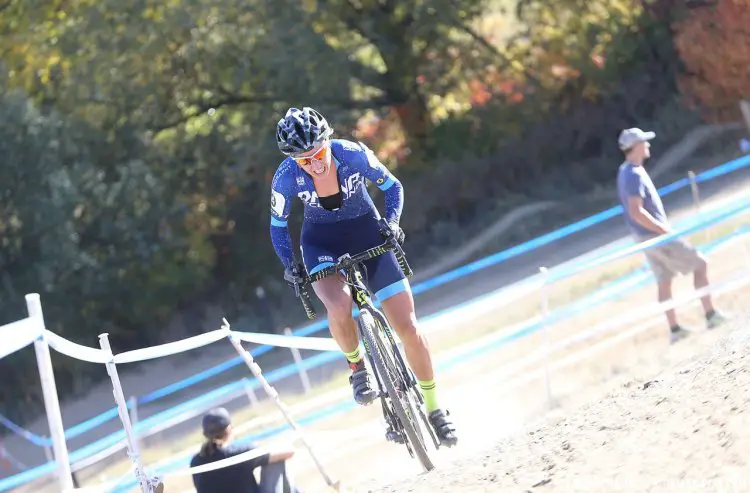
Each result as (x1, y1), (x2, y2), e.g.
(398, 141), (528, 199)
(293, 140), (331, 177)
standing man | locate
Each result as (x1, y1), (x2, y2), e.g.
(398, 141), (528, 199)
(615, 128), (729, 343)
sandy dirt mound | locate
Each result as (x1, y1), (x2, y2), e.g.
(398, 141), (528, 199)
(370, 314), (750, 493)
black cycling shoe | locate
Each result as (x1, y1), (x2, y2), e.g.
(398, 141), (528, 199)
(348, 360), (377, 406)
(428, 409), (458, 447)
(385, 427), (405, 444)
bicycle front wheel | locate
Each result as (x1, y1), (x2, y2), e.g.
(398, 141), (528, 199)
(358, 309), (435, 472)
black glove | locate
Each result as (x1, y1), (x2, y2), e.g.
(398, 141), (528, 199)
(387, 221), (406, 245)
(283, 263), (306, 288)
(378, 218), (405, 245)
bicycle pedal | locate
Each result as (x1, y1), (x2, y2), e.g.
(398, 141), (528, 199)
(385, 430), (405, 444)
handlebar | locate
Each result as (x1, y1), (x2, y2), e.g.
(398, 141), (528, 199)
(293, 218), (413, 320)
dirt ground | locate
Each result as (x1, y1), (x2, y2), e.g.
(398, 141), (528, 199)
(369, 310), (750, 493)
(131, 216), (750, 493)
(5, 153), (750, 492)
(254, 227), (750, 493)
(7, 148), (749, 475)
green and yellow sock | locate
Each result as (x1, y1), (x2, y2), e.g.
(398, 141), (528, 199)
(418, 379), (439, 413)
(344, 347), (362, 365)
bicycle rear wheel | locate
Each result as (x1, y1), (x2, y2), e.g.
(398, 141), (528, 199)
(358, 309), (435, 472)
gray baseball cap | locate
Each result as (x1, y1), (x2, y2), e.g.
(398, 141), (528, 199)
(202, 407), (231, 438)
(618, 127), (655, 151)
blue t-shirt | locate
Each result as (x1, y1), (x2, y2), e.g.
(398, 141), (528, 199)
(616, 162), (668, 237)
(269, 139), (404, 269)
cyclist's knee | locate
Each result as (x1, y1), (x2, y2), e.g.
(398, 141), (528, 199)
(325, 296), (353, 323)
(400, 321), (423, 342)
(313, 280), (352, 323)
(392, 315), (423, 344)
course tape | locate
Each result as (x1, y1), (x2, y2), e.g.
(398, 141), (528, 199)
(0, 317), (41, 361)
(0, 413), (49, 448)
(436, 228), (748, 373)
(233, 331), (339, 352)
(104, 228), (750, 493)
(3, 205), (748, 492)
(45, 332), (110, 365)
(5, 221), (749, 493)
(4, 224), (745, 493)
(547, 195), (750, 284)
(106, 153), (750, 416)
(113, 330), (230, 365)
(0, 155), (747, 484)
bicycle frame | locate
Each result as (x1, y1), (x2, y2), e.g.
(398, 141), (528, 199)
(290, 225), (441, 456)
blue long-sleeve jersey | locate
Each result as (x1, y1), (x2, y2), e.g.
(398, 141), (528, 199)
(269, 139), (404, 269)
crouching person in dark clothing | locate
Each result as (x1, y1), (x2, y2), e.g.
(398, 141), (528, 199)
(190, 407), (300, 493)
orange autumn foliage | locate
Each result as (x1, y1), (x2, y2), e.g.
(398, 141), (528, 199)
(672, 0), (750, 121)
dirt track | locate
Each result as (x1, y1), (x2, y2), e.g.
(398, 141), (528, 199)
(369, 311), (750, 493)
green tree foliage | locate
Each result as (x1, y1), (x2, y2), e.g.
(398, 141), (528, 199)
(0, 80), (213, 420)
(397, 0), (701, 258)
(0, 0), (712, 422)
(308, 0), (498, 161)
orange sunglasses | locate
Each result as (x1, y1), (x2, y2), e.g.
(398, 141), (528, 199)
(293, 145), (328, 166)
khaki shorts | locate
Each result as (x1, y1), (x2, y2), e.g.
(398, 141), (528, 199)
(636, 235), (705, 283)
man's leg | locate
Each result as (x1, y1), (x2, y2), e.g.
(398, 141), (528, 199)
(380, 287), (457, 447)
(692, 254), (730, 328)
(258, 462), (300, 493)
(312, 276), (377, 405)
(644, 246), (691, 342)
(687, 251), (714, 312)
(663, 238), (730, 328)
(657, 279), (678, 329)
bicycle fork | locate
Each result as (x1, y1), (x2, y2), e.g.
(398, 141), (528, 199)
(359, 323), (406, 445)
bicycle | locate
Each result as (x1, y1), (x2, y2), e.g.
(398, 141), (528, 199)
(288, 218), (441, 472)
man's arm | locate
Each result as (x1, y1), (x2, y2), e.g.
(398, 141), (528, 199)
(626, 194), (670, 235)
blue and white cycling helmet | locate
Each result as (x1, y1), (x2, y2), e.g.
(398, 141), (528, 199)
(276, 107), (333, 156)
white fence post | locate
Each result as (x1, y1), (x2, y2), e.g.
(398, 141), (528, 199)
(538, 268), (553, 410)
(223, 320), (340, 491)
(688, 171), (701, 214)
(25, 293), (73, 491)
(0, 439), (27, 472)
(242, 378), (260, 407)
(129, 396), (139, 427)
(688, 170), (708, 242)
(98, 333), (163, 493)
(740, 226), (750, 269)
(284, 327), (312, 394)
(740, 100), (750, 132)
(129, 396), (141, 452)
(43, 445), (53, 464)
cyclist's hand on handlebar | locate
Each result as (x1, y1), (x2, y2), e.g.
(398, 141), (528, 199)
(387, 221), (405, 245)
(379, 218), (405, 245)
(283, 263), (306, 288)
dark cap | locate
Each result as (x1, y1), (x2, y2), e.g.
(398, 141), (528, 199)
(202, 407), (231, 439)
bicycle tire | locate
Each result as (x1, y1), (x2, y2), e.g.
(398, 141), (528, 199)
(358, 309), (435, 472)
(369, 309), (441, 451)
